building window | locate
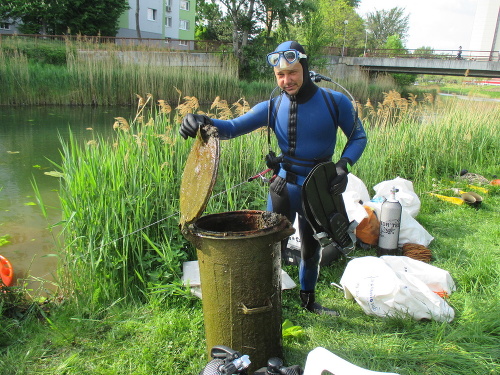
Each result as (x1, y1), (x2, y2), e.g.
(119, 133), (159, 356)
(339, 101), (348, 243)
(0, 23), (11, 30)
(179, 19), (190, 30)
(180, 1), (190, 11)
(165, 17), (172, 27)
(147, 8), (157, 21)
(179, 40), (188, 46)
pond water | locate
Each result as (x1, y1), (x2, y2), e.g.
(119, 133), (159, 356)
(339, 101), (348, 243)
(0, 106), (134, 294)
(438, 93), (500, 102)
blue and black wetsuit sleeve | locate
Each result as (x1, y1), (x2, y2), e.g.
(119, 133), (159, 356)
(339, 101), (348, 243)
(210, 101), (269, 140)
(334, 92), (367, 165)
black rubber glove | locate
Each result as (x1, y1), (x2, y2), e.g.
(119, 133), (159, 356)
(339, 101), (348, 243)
(179, 114), (212, 139)
(329, 157), (351, 195)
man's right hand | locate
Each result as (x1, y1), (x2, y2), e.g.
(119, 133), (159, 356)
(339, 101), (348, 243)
(179, 114), (212, 139)
(329, 158), (351, 195)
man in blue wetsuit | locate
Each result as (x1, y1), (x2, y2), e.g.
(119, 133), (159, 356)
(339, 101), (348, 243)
(180, 41), (367, 315)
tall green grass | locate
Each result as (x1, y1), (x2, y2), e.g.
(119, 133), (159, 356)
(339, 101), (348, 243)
(57, 109), (187, 307)
(2, 92), (499, 375)
(355, 94), (499, 190)
(55, 95), (271, 308)
(0, 37), (256, 106)
(1, 35), (445, 106)
(55, 93), (500, 311)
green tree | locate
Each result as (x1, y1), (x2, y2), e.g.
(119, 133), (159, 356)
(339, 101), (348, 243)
(384, 34), (407, 56)
(216, 0), (257, 62)
(198, 0), (314, 77)
(258, 0), (314, 38)
(0, 0), (63, 34)
(413, 46), (435, 58)
(0, 0), (128, 36)
(62, 0), (129, 36)
(299, 8), (329, 69)
(364, 7), (409, 49)
(383, 34), (416, 86)
(307, 0), (364, 55)
(195, 0), (231, 41)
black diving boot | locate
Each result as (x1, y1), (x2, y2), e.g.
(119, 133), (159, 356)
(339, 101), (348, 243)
(300, 290), (339, 316)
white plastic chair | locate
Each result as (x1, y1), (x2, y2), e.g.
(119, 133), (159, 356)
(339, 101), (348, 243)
(303, 347), (400, 375)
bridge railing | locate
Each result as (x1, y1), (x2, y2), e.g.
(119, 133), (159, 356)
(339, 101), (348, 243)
(322, 46), (500, 62)
(2, 33), (499, 61)
(0, 33), (232, 53)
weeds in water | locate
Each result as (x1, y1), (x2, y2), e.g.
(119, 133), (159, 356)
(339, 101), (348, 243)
(0, 235), (11, 247)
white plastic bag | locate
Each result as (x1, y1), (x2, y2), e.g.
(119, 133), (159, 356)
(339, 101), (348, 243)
(345, 173), (371, 203)
(373, 177), (421, 218)
(340, 256), (456, 322)
(343, 191), (369, 226)
(381, 256), (456, 296)
(303, 347), (400, 375)
(342, 174), (371, 227)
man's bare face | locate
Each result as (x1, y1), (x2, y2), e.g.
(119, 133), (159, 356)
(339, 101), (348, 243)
(274, 62), (304, 96)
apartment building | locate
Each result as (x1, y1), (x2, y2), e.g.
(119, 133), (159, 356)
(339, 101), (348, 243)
(0, 20), (19, 34)
(116, 0), (196, 49)
(1, 0), (196, 48)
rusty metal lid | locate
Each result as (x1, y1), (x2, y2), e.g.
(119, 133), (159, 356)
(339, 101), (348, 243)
(179, 124), (220, 230)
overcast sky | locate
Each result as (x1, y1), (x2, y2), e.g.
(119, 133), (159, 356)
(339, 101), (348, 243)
(356, 0), (479, 51)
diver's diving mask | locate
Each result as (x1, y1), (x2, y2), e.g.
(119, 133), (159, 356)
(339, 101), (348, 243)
(267, 49), (307, 68)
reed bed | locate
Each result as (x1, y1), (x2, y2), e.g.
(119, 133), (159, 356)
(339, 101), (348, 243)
(2, 36), (435, 107)
(56, 94), (269, 307)
(356, 92), (499, 190)
(56, 91), (500, 310)
(0, 38), (255, 106)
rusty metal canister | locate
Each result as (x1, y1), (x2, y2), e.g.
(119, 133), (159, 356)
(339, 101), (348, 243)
(179, 125), (294, 372)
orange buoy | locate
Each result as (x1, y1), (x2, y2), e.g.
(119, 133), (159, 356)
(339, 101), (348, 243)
(0, 255), (14, 287)
(490, 179), (500, 186)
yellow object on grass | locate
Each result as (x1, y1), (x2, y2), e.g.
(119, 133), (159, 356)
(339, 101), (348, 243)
(449, 181), (489, 194)
(429, 193), (465, 205)
(466, 185), (489, 194)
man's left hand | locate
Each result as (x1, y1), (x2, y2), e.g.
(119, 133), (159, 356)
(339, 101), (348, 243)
(179, 114), (212, 139)
(329, 158), (351, 195)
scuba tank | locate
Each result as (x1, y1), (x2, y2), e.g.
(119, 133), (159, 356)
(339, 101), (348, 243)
(377, 187), (402, 256)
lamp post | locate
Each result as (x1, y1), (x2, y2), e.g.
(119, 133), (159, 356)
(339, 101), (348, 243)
(342, 20), (349, 57)
(364, 28), (370, 56)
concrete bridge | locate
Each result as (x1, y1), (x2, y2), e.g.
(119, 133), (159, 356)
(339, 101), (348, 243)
(328, 55), (500, 78)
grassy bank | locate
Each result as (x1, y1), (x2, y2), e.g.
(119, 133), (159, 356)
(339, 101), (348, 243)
(1, 92), (499, 374)
(419, 82), (500, 100)
(0, 36), (441, 107)
(0, 36), (265, 106)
